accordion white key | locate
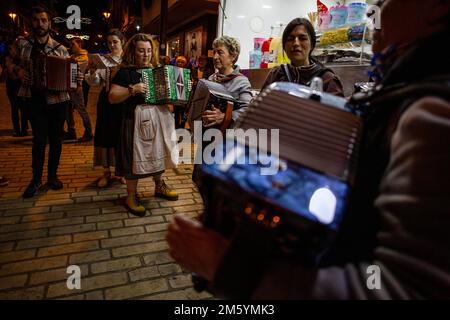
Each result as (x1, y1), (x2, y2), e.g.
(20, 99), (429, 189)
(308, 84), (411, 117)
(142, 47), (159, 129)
(140, 65), (192, 104)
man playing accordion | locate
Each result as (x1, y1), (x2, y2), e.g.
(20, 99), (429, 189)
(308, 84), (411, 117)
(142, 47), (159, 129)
(16, 6), (83, 198)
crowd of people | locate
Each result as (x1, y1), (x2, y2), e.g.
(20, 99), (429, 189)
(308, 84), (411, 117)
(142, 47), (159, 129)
(0, 0), (449, 299)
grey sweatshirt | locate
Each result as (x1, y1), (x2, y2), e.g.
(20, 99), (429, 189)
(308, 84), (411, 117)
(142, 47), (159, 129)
(208, 66), (253, 124)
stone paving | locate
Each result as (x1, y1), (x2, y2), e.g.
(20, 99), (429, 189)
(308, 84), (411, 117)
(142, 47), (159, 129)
(0, 83), (211, 300)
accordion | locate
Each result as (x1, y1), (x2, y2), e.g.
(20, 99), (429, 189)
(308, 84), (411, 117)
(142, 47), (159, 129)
(199, 82), (364, 264)
(187, 79), (236, 132)
(140, 65), (192, 104)
(32, 54), (78, 92)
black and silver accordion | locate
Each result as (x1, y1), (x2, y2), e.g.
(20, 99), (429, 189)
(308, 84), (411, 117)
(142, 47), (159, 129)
(32, 54), (78, 92)
(199, 82), (364, 264)
(187, 79), (237, 132)
(140, 65), (192, 104)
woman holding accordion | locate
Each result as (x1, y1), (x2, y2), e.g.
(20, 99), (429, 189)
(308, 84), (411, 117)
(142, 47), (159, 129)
(201, 36), (253, 128)
(191, 36), (253, 186)
(109, 34), (179, 217)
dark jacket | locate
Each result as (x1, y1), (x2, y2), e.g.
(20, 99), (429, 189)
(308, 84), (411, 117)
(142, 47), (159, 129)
(261, 62), (344, 97)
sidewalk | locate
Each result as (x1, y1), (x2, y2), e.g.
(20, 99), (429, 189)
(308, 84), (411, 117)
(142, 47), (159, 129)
(0, 83), (210, 300)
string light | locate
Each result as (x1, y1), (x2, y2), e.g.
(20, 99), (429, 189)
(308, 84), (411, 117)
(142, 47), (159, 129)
(66, 34), (90, 40)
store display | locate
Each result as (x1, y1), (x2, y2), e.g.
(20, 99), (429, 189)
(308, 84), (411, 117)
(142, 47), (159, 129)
(260, 37), (272, 68)
(329, 5), (348, 29)
(268, 36), (281, 68)
(319, 11), (331, 31)
(307, 12), (319, 30)
(317, 0), (328, 14)
(241, 1), (373, 73)
(319, 27), (350, 45)
(249, 38), (264, 69)
(347, 2), (367, 25)
(348, 24), (366, 42)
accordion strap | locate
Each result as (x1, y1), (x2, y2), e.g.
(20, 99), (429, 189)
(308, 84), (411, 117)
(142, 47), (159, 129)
(25, 36), (62, 56)
(281, 63), (293, 83)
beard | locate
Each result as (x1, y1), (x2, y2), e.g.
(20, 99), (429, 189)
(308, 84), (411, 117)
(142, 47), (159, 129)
(33, 27), (50, 37)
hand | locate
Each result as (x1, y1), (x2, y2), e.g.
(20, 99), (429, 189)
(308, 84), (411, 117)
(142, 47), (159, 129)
(202, 106), (225, 127)
(132, 82), (148, 95)
(88, 63), (97, 75)
(166, 214), (230, 282)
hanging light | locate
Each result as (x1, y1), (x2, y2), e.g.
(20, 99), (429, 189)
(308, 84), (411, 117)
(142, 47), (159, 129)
(9, 12), (17, 21)
(103, 11), (111, 19)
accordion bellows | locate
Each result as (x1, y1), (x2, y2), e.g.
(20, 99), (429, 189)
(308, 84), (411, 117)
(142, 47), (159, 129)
(32, 55), (78, 92)
(238, 82), (363, 183)
(187, 79), (237, 131)
(141, 65), (192, 104)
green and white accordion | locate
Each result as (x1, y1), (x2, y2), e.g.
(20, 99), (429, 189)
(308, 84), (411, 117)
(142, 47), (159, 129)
(140, 65), (192, 104)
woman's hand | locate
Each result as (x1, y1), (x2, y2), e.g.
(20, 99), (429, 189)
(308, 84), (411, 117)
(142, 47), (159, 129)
(88, 62), (97, 75)
(202, 106), (225, 127)
(131, 82), (148, 95)
(166, 214), (230, 282)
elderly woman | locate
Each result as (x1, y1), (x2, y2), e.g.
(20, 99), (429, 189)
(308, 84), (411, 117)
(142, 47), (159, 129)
(168, 0), (450, 299)
(261, 18), (344, 96)
(191, 36), (252, 186)
(109, 34), (178, 217)
(201, 36), (252, 127)
(85, 29), (126, 188)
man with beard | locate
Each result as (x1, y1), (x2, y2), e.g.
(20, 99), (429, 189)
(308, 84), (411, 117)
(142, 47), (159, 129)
(16, 6), (77, 198)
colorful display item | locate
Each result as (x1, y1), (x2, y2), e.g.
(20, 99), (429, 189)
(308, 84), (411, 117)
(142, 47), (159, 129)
(347, 2), (368, 25)
(329, 5), (348, 29)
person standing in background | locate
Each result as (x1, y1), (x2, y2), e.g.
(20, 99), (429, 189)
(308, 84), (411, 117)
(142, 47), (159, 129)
(85, 29), (126, 188)
(5, 43), (29, 137)
(65, 37), (93, 143)
(173, 55), (189, 129)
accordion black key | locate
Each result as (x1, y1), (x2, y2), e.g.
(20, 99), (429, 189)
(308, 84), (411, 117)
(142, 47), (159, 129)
(140, 65), (192, 104)
(187, 79), (237, 132)
(32, 54), (78, 92)
(200, 82), (364, 264)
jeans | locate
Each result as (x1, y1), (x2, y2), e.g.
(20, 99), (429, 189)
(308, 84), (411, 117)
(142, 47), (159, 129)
(67, 89), (93, 134)
(6, 78), (28, 134)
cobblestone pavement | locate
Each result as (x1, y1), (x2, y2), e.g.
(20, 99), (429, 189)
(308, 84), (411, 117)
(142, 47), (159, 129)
(0, 83), (211, 300)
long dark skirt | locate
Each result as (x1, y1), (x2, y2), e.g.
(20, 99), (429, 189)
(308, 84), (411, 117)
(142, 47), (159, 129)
(93, 88), (121, 167)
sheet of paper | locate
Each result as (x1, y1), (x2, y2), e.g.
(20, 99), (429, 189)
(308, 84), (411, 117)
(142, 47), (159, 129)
(88, 54), (106, 69)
